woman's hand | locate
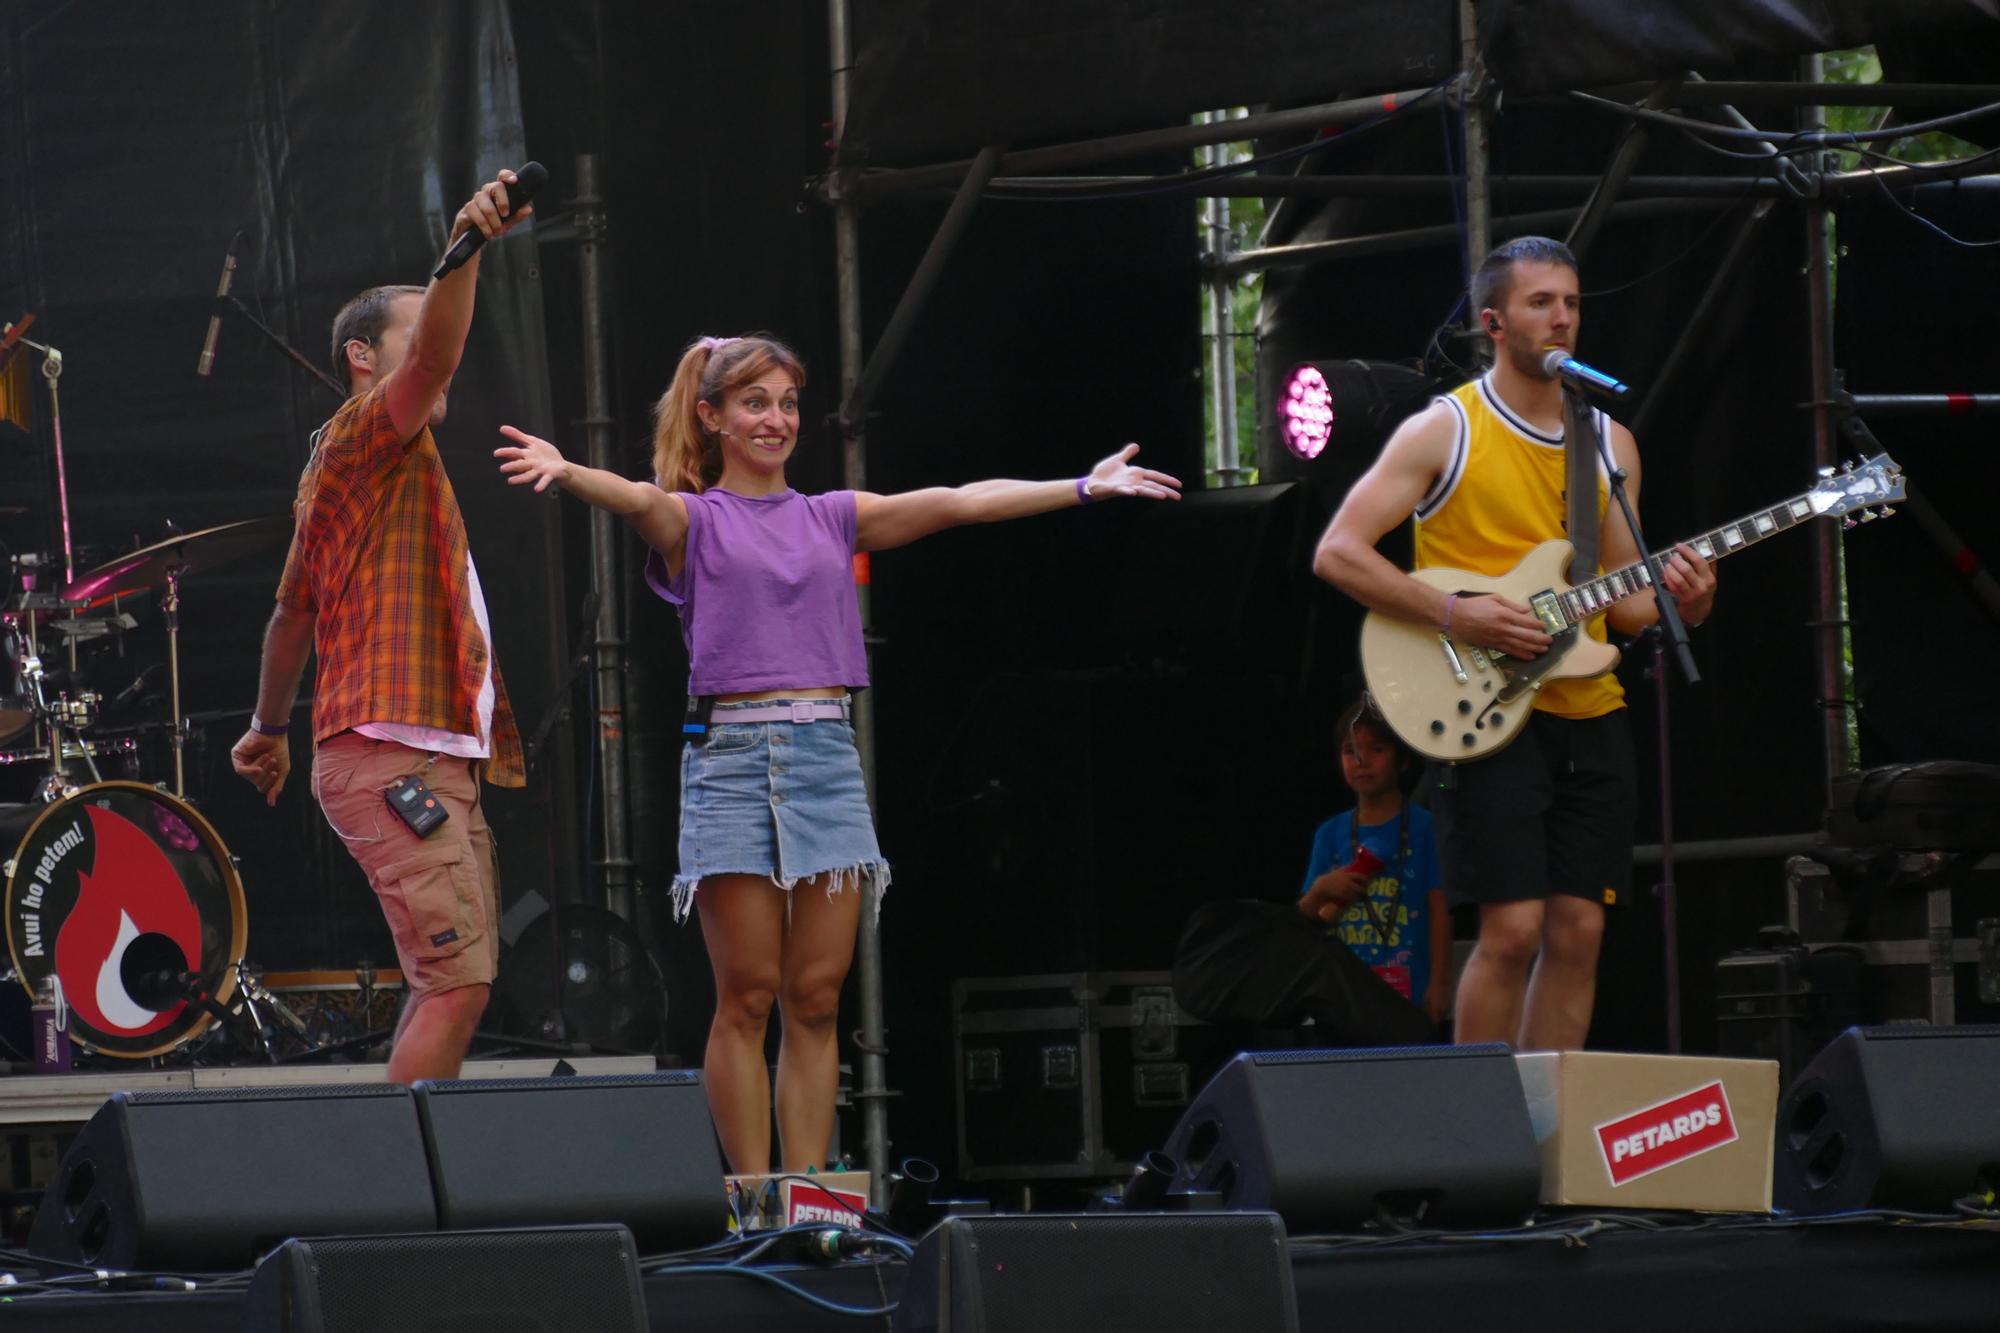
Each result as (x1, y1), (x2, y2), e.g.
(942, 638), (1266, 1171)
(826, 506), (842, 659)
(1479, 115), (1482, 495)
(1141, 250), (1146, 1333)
(1083, 444), (1182, 502)
(494, 425), (571, 493)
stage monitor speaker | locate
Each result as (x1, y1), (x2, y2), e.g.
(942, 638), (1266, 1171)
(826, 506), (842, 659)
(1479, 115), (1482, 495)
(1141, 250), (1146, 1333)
(1774, 1024), (2000, 1214)
(891, 1211), (1298, 1333)
(413, 1070), (729, 1253)
(1162, 1045), (1540, 1230)
(241, 1224), (645, 1333)
(30, 1085), (435, 1270)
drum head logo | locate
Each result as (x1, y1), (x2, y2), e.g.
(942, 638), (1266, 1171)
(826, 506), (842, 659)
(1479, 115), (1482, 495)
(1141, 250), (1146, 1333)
(6, 785), (244, 1056)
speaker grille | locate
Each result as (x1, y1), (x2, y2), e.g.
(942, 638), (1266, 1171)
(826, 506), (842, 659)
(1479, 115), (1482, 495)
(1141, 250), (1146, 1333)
(278, 1227), (645, 1333)
(917, 1213), (1297, 1333)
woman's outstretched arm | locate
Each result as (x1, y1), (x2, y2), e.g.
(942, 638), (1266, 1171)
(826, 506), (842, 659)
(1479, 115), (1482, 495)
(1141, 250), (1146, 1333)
(495, 424), (689, 555)
(854, 444), (1179, 553)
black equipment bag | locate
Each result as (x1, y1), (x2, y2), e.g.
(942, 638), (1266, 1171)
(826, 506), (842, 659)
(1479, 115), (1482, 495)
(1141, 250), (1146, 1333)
(1824, 761), (2000, 850)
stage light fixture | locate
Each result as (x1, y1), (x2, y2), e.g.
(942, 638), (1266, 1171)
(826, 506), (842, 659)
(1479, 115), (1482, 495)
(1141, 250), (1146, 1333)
(1279, 363), (1335, 459)
(1277, 359), (1441, 462)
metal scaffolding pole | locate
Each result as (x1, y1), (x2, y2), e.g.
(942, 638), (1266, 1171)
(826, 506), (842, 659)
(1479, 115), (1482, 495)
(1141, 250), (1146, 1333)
(839, 145), (1004, 433)
(1847, 393), (2000, 415)
(827, 0), (892, 1203)
(1201, 112), (1243, 486)
(1219, 196), (1722, 278)
(850, 86), (1436, 199)
(1801, 57), (1854, 799)
(574, 154), (635, 921)
(1565, 80), (1681, 259)
(1457, 0), (1490, 337)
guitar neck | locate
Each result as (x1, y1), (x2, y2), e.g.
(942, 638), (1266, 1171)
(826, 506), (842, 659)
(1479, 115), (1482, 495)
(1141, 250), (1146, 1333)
(1557, 488), (1822, 622)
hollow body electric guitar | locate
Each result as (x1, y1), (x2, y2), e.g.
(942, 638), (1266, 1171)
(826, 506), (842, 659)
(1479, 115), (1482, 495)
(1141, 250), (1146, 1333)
(1360, 454), (1905, 764)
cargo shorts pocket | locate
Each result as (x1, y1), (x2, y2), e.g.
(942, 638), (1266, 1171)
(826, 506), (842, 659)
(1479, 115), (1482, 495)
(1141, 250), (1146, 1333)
(371, 839), (480, 962)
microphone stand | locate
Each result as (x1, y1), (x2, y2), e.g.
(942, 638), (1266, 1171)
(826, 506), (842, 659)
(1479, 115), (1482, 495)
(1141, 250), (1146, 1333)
(1566, 380), (1697, 1053)
(213, 294), (349, 401)
(514, 588), (601, 1052)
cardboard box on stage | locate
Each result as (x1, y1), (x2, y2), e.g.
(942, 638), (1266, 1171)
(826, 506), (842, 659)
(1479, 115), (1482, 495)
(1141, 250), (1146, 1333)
(726, 1172), (871, 1231)
(1515, 1051), (1778, 1212)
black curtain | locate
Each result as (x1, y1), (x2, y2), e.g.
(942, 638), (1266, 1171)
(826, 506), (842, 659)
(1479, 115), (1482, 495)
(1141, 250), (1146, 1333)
(0, 2), (570, 973)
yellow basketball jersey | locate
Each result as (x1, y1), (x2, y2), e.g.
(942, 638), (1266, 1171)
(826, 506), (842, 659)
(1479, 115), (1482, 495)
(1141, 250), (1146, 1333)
(1411, 374), (1624, 719)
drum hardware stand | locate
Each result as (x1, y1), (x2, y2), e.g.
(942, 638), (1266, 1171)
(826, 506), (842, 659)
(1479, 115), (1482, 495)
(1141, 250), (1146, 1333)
(17, 649), (100, 802)
(163, 565), (186, 797)
(223, 959), (310, 1062)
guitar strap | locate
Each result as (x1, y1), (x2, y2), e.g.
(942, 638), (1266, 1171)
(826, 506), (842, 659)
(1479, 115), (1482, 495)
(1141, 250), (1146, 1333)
(1561, 386), (1602, 586)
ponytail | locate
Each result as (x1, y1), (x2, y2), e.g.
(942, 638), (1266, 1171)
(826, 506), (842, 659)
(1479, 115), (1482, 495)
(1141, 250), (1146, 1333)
(650, 333), (808, 494)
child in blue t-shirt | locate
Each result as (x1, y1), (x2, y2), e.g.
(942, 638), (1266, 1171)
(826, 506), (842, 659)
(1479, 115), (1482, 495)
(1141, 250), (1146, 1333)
(1298, 697), (1453, 1025)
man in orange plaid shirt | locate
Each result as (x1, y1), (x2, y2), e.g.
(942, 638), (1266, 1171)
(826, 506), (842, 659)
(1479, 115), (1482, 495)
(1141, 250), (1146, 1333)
(231, 168), (532, 1081)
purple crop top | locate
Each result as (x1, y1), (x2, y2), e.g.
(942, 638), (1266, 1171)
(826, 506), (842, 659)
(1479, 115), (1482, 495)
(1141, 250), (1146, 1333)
(643, 487), (870, 696)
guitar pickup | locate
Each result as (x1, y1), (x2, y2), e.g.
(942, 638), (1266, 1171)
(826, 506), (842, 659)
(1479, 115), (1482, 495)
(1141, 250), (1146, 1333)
(1437, 634), (1469, 684)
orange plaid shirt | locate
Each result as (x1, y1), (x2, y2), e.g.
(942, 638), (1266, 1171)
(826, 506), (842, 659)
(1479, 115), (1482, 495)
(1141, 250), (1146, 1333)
(275, 379), (524, 786)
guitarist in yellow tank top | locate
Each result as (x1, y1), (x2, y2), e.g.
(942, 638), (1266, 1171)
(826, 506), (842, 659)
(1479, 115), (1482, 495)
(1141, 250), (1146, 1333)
(1312, 237), (1717, 1052)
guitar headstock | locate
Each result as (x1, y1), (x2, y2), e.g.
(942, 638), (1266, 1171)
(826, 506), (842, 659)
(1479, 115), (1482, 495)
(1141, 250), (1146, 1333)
(1809, 453), (1906, 523)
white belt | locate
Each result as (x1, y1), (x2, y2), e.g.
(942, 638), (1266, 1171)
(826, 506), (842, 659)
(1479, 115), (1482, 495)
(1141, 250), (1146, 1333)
(714, 701), (850, 724)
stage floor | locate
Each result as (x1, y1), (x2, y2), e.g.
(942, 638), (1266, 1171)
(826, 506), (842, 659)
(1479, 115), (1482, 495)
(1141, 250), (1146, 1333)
(1, 1213), (1995, 1330)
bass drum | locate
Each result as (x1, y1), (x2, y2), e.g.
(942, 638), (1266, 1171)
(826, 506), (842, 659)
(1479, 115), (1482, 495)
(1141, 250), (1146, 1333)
(2, 782), (247, 1057)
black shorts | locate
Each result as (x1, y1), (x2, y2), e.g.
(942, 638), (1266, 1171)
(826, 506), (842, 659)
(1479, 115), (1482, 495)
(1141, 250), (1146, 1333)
(1425, 710), (1635, 911)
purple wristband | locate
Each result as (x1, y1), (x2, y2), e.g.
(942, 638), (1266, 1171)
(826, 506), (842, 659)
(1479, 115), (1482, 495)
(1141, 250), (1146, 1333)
(251, 716), (290, 737)
(1076, 476), (1093, 505)
(1442, 593), (1459, 633)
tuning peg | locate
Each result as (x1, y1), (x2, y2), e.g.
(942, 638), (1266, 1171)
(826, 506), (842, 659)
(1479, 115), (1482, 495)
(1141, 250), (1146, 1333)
(1858, 508), (1877, 522)
(1817, 466), (1836, 478)
(1878, 506), (1896, 519)
(1840, 459), (1855, 473)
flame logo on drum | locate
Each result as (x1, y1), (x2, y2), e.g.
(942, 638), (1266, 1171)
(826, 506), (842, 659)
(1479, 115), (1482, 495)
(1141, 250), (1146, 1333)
(53, 807), (202, 1036)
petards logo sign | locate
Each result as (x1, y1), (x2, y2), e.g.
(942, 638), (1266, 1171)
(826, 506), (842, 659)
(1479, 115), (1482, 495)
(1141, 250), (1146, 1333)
(1593, 1080), (1738, 1186)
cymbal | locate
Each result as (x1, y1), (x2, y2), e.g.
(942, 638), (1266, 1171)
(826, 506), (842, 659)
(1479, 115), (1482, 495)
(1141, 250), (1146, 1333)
(47, 611), (137, 640)
(4, 590), (85, 613)
(61, 517), (291, 606)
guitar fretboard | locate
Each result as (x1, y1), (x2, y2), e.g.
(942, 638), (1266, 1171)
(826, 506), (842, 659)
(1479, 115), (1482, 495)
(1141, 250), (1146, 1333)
(1556, 490), (1821, 623)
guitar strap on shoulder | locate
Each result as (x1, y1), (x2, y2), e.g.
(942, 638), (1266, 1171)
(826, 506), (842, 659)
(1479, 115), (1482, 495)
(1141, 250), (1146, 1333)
(1561, 386), (1602, 586)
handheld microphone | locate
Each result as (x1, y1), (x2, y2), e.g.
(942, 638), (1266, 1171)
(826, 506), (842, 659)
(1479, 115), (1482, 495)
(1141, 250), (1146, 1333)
(195, 234), (241, 377)
(434, 161), (547, 280)
(1541, 347), (1629, 399)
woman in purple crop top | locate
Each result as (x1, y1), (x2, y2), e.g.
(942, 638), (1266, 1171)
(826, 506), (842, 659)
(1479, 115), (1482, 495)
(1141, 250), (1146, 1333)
(495, 334), (1179, 1175)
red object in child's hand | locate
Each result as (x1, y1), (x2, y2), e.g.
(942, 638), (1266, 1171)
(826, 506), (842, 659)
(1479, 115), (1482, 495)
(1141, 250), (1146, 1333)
(1341, 846), (1384, 877)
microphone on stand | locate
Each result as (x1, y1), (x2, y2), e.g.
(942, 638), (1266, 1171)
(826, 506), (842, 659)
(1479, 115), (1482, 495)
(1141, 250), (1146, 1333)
(433, 161), (547, 280)
(1541, 347), (1629, 399)
(196, 233), (242, 377)
(120, 932), (197, 1012)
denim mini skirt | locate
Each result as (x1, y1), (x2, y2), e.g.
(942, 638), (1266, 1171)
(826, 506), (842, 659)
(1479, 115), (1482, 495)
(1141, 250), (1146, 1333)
(672, 699), (890, 922)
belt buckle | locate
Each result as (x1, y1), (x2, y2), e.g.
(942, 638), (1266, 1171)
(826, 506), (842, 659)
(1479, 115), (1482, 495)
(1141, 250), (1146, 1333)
(791, 701), (815, 724)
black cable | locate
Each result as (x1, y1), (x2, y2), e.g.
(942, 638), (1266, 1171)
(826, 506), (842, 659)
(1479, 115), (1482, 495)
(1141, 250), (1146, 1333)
(643, 1260), (901, 1318)
(1850, 140), (2000, 174)
(1864, 167), (2000, 248)
(1571, 89), (2000, 149)
(1581, 188), (1765, 298)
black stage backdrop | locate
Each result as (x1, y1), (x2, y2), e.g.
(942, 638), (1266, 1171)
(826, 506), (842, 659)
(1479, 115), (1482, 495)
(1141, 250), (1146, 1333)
(2, 0), (1997, 1193)
(841, 0), (2000, 167)
(0, 5), (571, 978)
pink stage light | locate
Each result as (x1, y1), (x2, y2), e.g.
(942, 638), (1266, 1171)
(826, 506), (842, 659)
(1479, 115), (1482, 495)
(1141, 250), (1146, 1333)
(1279, 363), (1335, 460)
